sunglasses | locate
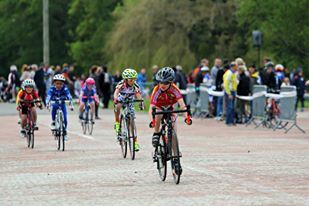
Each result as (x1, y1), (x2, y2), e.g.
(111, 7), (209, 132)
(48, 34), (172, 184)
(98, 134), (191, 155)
(159, 82), (170, 85)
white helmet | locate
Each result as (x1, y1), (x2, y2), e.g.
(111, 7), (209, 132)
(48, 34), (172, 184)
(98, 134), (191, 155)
(22, 79), (35, 89)
(53, 74), (65, 82)
(275, 64), (284, 71)
(10, 65), (17, 71)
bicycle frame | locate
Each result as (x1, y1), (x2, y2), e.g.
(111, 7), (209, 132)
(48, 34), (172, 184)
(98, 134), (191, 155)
(50, 99), (69, 151)
(151, 106), (191, 184)
(116, 99), (143, 160)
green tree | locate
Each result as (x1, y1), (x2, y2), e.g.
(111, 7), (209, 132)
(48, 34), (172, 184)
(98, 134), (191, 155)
(0, 0), (72, 74)
(68, 0), (122, 70)
(105, 0), (244, 73)
(237, 0), (309, 70)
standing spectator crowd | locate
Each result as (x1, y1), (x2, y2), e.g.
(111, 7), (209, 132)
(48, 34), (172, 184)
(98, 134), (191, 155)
(1, 58), (308, 126)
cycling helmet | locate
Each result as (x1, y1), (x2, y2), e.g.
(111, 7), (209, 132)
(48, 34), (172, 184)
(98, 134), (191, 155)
(22, 79), (35, 88)
(200, 66), (209, 72)
(275, 64), (284, 71)
(265, 61), (274, 68)
(122, 68), (138, 79)
(156, 67), (175, 83)
(85, 77), (95, 85)
(53, 74), (65, 82)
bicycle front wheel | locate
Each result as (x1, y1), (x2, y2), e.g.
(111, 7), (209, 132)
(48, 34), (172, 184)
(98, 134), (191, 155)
(30, 130), (34, 149)
(27, 131), (31, 148)
(170, 129), (181, 184)
(156, 134), (167, 181)
(128, 117), (135, 160)
(119, 115), (127, 158)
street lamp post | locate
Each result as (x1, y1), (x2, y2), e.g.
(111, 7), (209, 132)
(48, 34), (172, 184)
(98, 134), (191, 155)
(252, 30), (262, 68)
(43, 0), (50, 65)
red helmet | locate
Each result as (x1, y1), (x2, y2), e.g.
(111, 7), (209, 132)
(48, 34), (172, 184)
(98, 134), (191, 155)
(85, 77), (95, 85)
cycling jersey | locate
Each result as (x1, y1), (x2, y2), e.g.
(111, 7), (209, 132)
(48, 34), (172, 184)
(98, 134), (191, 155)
(150, 83), (182, 108)
(46, 85), (73, 104)
(17, 90), (40, 114)
(46, 85), (73, 131)
(115, 80), (141, 102)
(80, 84), (97, 103)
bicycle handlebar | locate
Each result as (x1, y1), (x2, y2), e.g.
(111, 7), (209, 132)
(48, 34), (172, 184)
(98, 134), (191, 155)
(150, 106), (192, 127)
(19, 99), (41, 104)
(115, 99), (144, 104)
(50, 99), (72, 104)
(152, 106), (191, 116)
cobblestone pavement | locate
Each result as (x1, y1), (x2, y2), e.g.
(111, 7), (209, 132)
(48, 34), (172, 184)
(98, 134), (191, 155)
(0, 103), (309, 206)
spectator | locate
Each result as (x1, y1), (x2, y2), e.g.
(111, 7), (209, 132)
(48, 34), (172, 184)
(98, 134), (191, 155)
(194, 66), (209, 95)
(0, 75), (8, 102)
(20, 64), (34, 82)
(215, 63), (228, 119)
(211, 58), (222, 116)
(236, 65), (251, 123)
(211, 58), (222, 87)
(68, 64), (77, 97)
(152, 65), (159, 87)
(113, 70), (122, 85)
(33, 64), (47, 105)
(54, 65), (62, 75)
(248, 64), (260, 92)
(264, 63), (279, 93)
(6, 65), (21, 102)
(192, 58), (209, 82)
(45, 66), (54, 92)
(174, 65), (188, 103)
(202, 66), (215, 115)
(99, 65), (112, 109)
(137, 68), (147, 97)
(223, 62), (238, 126)
(293, 70), (306, 112)
(90, 65), (101, 119)
(74, 74), (86, 100)
(281, 77), (290, 87)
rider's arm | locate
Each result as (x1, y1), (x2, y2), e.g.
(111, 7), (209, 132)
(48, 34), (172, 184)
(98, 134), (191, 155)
(16, 90), (23, 106)
(177, 98), (188, 119)
(113, 87), (120, 102)
(45, 87), (53, 105)
(135, 92), (142, 100)
(149, 103), (156, 121)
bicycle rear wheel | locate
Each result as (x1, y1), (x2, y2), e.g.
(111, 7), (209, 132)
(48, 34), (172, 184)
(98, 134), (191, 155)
(128, 117), (135, 160)
(156, 134), (167, 181)
(119, 115), (127, 158)
(30, 130), (34, 149)
(27, 130), (31, 148)
(170, 129), (181, 184)
(87, 110), (93, 135)
(82, 110), (88, 134)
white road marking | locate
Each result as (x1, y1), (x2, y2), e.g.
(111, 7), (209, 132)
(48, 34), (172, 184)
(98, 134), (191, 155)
(38, 122), (95, 140)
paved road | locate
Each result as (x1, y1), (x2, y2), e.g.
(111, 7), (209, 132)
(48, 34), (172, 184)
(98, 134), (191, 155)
(0, 103), (309, 206)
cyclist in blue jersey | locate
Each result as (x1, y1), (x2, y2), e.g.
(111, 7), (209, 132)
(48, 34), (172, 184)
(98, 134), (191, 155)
(46, 74), (74, 140)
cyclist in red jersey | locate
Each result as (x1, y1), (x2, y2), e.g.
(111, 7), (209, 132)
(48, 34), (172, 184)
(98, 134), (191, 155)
(17, 79), (42, 137)
(149, 67), (191, 147)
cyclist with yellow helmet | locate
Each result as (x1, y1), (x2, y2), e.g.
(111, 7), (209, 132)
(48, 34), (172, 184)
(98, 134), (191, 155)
(113, 68), (144, 151)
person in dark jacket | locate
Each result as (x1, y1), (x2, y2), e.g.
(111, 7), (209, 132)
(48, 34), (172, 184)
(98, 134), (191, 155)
(33, 64), (47, 105)
(99, 65), (112, 109)
(236, 65), (251, 123)
(293, 70), (307, 111)
(174, 65), (188, 103)
(215, 64), (228, 118)
(194, 66), (208, 95)
(90, 65), (101, 119)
